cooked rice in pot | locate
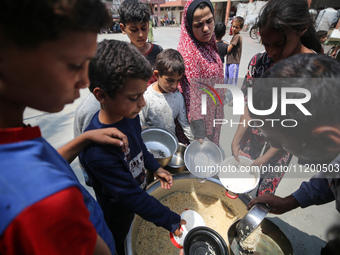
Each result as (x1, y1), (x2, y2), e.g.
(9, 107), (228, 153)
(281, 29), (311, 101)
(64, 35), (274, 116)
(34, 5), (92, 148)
(135, 191), (238, 254)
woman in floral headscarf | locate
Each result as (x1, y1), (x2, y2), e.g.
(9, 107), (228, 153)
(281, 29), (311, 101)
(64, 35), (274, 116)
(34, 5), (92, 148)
(177, 0), (224, 146)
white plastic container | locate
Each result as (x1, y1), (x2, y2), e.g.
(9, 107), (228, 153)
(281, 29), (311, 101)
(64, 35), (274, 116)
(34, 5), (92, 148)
(219, 156), (260, 199)
(170, 209), (206, 248)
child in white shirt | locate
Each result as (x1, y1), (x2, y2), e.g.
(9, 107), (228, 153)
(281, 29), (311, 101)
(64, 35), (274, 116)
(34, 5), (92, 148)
(139, 49), (194, 143)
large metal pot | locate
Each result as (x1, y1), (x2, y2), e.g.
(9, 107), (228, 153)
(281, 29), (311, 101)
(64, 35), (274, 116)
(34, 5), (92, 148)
(125, 173), (249, 255)
(141, 127), (178, 167)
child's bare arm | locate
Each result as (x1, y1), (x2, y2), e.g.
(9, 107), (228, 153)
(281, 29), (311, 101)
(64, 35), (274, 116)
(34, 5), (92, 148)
(231, 105), (250, 161)
(177, 95), (194, 142)
(93, 234), (111, 255)
(58, 128), (128, 163)
(251, 147), (280, 167)
(227, 43), (234, 53)
(153, 168), (173, 190)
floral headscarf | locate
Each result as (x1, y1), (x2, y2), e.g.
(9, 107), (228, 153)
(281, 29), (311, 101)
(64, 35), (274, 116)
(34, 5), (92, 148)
(177, 0), (224, 145)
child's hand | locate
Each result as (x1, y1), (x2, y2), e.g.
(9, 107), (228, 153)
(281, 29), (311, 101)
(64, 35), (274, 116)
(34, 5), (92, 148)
(173, 219), (187, 237)
(58, 128), (129, 163)
(85, 128), (129, 153)
(231, 142), (241, 162)
(154, 168), (173, 190)
(194, 138), (204, 144)
(251, 156), (267, 167)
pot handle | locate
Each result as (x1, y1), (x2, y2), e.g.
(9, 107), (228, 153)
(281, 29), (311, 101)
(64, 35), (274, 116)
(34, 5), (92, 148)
(225, 190), (238, 199)
(196, 177), (206, 183)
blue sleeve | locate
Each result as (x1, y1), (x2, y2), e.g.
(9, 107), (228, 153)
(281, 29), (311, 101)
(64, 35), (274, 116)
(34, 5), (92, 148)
(292, 177), (335, 208)
(135, 116), (161, 173)
(85, 149), (180, 232)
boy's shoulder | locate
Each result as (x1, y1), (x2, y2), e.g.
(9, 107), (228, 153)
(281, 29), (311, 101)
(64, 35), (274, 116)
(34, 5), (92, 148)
(145, 43), (163, 67)
(144, 84), (157, 96)
(146, 43), (163, 56)
(217, 40), (228, 48)
(231, 33), (242, 44)
(152, 43), (163, 51)
(233, 33), (242, 38)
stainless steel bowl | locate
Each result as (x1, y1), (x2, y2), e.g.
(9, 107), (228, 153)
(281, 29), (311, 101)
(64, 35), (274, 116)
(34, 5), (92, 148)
(236, 203), (271, 243)
(228, 218), (293, 255)
(165, 143), (188, 174)
(141, 127), (178, 167)
(184, 139), (223, 179)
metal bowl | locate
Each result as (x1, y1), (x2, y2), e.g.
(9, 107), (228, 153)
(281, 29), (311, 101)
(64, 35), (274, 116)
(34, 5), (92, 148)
(184, 139), (223, 179)
(236, 203), (271, 243)
(228, 218), (293, 255)
(142, 127), (178, 167)
(165, 143), (188, 174)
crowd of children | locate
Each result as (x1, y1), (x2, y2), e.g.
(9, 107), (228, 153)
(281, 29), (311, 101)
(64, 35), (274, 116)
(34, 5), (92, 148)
(2, 0), (340, 254)
(78, 39), (183, 255)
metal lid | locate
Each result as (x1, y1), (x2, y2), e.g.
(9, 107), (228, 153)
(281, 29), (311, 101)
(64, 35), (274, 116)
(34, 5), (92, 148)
(184, 226), (229, 255)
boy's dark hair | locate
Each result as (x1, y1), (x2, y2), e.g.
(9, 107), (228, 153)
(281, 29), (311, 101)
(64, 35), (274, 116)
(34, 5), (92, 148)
(214, 22), (226, 39)
(0, 0), (110, 49)
(250, 54), (340, 134)
(155, 49), (185, 77)
(119, 0), (150, 25)
(233, 16), (244, 29)
(89, 40), (152, 98)
(251, 0), (321, 53)
(316, 30), (328, 40)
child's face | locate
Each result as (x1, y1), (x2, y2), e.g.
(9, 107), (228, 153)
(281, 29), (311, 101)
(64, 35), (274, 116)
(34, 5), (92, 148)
(105, 78), (147, 121)
(259, 121), (337, 162)
(231, 21), (241, 35)
(155, 71), (183, 93)
(320, 35), (327, 44)
(260, 26), (302, 63)
(0, 31), (97, 113)
(192, 6), (214, 43)
(120, 21), (149, 49)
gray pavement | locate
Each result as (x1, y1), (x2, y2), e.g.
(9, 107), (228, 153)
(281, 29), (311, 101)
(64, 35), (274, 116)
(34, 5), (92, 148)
(23, 26), (340, 254)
